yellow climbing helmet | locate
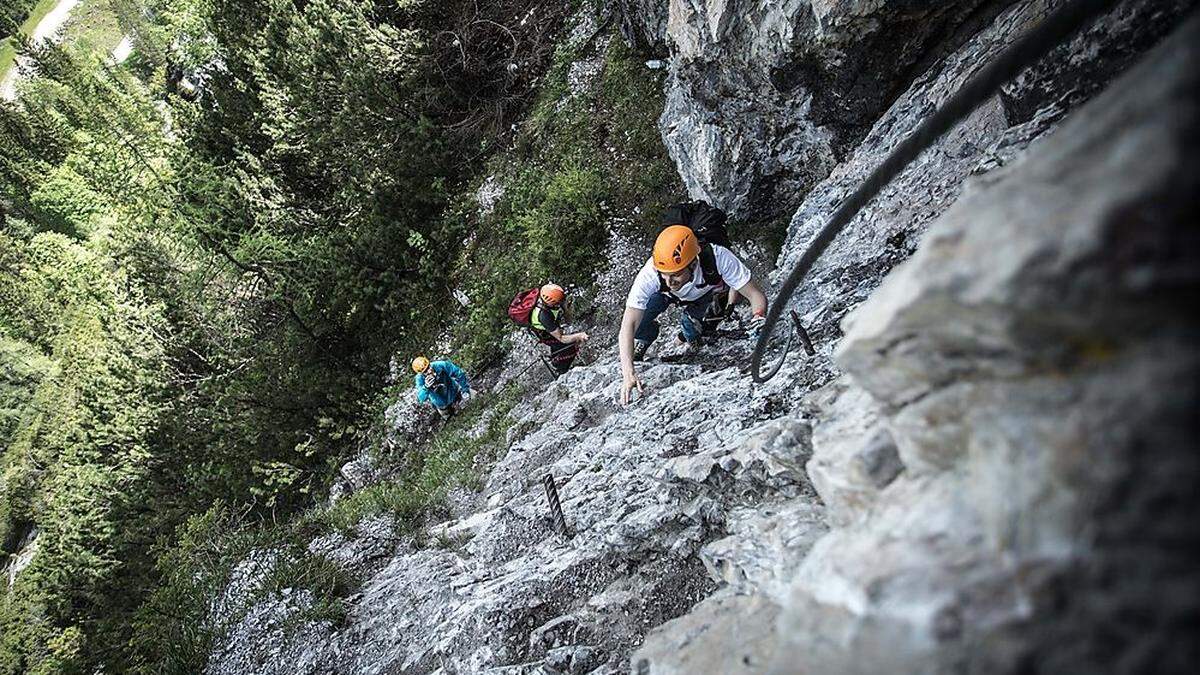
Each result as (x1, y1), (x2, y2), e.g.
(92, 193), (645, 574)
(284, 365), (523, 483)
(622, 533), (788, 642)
(652, 225), (700, 273)
(411, 356), (431, 373)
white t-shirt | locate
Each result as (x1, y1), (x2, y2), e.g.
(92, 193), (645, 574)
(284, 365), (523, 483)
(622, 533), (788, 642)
(625, 244), (752, 309)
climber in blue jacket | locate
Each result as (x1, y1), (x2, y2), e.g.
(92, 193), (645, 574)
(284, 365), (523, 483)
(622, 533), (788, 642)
(412, 356), (472, 419)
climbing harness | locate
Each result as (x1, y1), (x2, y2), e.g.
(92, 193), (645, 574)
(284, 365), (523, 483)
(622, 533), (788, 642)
(750, 0), (1125, 383)
(536, 350), (561, 376)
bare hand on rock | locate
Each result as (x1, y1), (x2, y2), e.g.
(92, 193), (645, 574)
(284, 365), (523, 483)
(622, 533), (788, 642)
(621, 372), (643, 405)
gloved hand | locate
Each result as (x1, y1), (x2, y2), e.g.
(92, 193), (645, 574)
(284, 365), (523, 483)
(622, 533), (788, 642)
(747, 313), (766, 341)
(459, 391), (472, 407)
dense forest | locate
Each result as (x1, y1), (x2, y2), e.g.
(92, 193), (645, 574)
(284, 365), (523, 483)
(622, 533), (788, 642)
(2, 2), (42, 38)
(0, 0), (678, 671)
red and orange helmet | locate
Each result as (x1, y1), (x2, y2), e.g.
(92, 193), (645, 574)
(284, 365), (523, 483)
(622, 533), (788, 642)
(652, 225), (700, 273)
(540, 283), (565, 307)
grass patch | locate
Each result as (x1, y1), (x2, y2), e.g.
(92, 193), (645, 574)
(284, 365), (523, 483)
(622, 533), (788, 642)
(20, 0), (62, 35)
(315, 382), (523, 535)
(1, 0), (64, 82)
(1, 0), (126, 90)
(0, 40), (15, 81)
(129, 502), (353, 674)
(60, 0), (124, 59)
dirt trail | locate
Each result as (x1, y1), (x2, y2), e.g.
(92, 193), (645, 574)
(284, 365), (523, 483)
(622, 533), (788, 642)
(1, 0), (83, 101)
(110, 35), (133, 64)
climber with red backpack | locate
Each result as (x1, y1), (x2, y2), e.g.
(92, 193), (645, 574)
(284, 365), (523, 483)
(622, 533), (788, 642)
(508, 283), (589, 375)
(618, 201), (768, 404)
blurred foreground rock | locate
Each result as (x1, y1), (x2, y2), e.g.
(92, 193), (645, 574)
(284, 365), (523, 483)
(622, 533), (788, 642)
(640, 12), (1200, 675)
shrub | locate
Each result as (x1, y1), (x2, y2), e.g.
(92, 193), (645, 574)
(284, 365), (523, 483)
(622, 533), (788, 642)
(129, 502), (350, 674)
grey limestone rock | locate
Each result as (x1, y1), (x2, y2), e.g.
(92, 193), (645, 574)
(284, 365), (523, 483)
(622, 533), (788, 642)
(206, 3), (1198, 674)
(207, 344), (807, 673)
(653, 0), (1010, 221)
(338, 451), (381, 491)
(771, 15), (1200, 674)
(629, 6), (1199, 675)
(3, 525), (37, 588)
(633, 589), (781, 675)
(545, 644), (603, 674)
(773, 0), (1195, 345)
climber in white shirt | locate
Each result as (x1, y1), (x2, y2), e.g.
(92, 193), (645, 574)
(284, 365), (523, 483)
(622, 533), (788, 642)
(617, 224), (767, 404)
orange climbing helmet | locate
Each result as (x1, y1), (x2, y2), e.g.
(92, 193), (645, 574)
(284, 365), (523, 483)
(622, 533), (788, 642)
(411, 356), (431, 373)
(652, 225), (700, 273)
(539, 283), (565, 307)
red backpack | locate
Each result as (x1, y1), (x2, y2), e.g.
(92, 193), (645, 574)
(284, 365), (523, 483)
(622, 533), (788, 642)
(507, 288), (541, 326)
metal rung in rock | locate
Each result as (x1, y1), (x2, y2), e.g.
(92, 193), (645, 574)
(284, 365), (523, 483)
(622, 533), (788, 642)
(542, 473), (572, 539)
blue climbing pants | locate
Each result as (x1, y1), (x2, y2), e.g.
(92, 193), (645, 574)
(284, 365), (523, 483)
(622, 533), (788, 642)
(634, 290), (716, 345)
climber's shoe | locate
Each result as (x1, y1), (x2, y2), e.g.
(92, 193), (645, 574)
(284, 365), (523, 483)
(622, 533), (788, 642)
(675, 332), (704, 356)
(633, 339), (651, 362)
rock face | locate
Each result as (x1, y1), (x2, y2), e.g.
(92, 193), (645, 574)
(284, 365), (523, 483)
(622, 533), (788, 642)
(615, 0), (669, 54)
(205, 2), (1199, 673)
(779, 22), (1199, 672)
(640, 11), (1200, 675)
(207, 340), (821, 674)
(774, 0), (1195, 352)
(3, 525), (38, 588)
(643, 0), (1192, 224)
(653, 0), (1021, 220)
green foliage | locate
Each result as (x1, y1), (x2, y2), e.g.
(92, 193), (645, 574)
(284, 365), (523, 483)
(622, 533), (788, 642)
(26, 163), (107, 237)
(0, 381), (38, 551)
(0, 336), (50, 460)
(129, 502), (350, 674)
(0, 227), (171, 670)
(0, 578), (87, 675)
(450, 38), (681, 365)
(317, 383), (522, 534)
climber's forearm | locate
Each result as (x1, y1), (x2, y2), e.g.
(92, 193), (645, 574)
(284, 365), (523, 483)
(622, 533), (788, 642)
(618, 307), (641, 376)
(740, 281), (767, 316)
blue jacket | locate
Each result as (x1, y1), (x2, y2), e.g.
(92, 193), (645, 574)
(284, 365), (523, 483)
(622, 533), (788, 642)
(416, 360), (470, 409)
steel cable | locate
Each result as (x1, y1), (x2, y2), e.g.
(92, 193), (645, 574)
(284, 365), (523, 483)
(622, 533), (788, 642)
(751, 0), (1124, 382)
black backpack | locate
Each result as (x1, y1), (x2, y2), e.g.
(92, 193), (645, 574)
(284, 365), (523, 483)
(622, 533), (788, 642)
(659, 200), (731, 295)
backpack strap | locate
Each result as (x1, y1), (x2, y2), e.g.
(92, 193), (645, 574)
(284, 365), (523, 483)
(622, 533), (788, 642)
(529, 301), (563, 334)
(530, 301), (545, 332)
(697, 243), (723, 287)
(655, 243), (723, 302)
